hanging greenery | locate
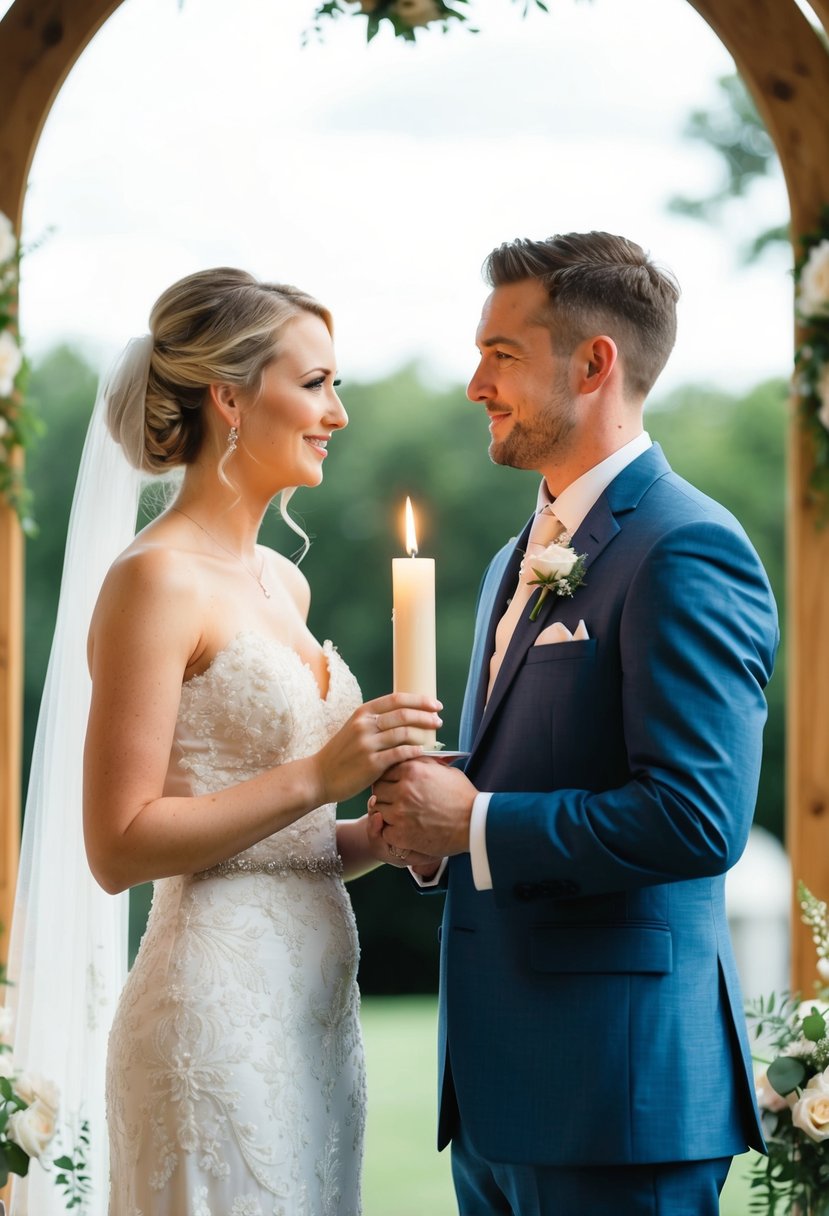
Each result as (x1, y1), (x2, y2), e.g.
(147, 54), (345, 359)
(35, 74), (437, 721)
(307, 0), (549, 43)
(794, 205), (829, 524)
(0, 212), (39, 535)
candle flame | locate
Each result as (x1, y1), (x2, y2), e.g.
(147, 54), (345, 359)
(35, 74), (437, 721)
(405, 496), (419, 557)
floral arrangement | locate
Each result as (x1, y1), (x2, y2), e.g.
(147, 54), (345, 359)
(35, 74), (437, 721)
(748, 882), (829, 1215)
(0, 210), (38, 535)
(795, 206), (829, 525)
(523, 536), (587, 620)
(0, 999), (90, 1208)
(307, 0), (548, 42)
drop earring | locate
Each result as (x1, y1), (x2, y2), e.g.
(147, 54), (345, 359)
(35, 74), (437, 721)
(227, 425), (238, 454)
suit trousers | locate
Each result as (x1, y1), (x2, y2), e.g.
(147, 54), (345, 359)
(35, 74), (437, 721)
(450, 1124), (733, 1216)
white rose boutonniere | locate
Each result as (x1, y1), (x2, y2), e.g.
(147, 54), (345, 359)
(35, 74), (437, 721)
(523, 537), (587, 621)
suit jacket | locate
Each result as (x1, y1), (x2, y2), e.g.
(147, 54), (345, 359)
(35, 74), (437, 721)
(437, 443), (778, 1166)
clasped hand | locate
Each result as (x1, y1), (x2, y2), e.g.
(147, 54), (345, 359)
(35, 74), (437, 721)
(367, 759), (477, 870)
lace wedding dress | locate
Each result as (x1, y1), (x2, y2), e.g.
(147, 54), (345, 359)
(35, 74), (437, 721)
(106, 631), (366, 1216)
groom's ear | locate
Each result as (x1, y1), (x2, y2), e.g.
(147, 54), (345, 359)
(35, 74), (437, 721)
(575, 335), (617, 395)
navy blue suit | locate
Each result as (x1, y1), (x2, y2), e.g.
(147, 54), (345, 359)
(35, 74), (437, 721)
(439, 444), (777, 1177)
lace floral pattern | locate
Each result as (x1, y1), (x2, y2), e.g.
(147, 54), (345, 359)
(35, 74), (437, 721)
(106, 632), (366, 1215)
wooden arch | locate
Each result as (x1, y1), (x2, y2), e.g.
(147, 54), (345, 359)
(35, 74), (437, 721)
(1, 0), (829, 990)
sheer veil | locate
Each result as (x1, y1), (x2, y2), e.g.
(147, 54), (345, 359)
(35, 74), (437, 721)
(5, 337), (149, 1213)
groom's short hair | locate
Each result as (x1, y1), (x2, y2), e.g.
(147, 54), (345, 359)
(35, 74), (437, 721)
(483, 231), (680, 400)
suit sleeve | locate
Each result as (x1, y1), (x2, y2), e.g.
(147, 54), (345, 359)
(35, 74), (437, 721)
(485, 518), (779, 904)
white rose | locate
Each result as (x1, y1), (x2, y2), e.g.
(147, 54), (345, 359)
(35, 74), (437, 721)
(7, 1097), (58, 1160)
(818, 957), (829, 983)
(524, 540), (578, 585)
(0, 329), (23, 397)
(798, 239), (829, 319)
(755, 1070), (789, 1113)
(392, 0), (442, 26)
(0, 212), (16, 266)
(792, 1069), (829, 1142)
(13, 1071), (61, 1118)
(797, 999), (829, 1024)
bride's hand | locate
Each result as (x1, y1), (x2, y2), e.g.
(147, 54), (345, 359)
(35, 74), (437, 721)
(364, 806), (443, 870)
(312, 693), (442, 806)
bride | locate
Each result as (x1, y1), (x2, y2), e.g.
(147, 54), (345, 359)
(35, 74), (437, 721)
(8, 268), (442, 1215)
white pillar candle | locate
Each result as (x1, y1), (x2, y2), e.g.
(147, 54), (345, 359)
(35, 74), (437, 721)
(392, 498), (437, 748)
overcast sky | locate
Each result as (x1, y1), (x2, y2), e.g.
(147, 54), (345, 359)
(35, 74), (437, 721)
(8, 0), (793, 397)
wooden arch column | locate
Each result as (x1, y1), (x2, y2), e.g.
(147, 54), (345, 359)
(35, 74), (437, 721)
(1, 0), (829, 990)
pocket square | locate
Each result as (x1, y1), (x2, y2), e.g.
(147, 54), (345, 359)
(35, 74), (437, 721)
(534, 618), (590, 646)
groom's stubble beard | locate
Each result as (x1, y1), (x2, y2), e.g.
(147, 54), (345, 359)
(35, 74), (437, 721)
(488, 369), (577, 472)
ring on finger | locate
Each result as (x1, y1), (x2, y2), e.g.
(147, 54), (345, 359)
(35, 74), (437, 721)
(387, 844), (410, 861)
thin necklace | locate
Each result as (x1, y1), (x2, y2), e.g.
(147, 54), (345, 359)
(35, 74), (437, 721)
(171, 506), (271, 599)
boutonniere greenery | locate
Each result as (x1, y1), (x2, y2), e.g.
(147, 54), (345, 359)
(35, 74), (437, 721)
(523, 536), (587, 621)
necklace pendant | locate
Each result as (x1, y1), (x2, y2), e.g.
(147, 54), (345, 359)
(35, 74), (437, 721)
(262, 586), (271, 599)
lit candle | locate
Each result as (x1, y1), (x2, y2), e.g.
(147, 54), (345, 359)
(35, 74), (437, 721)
(392, 497), (437, 749)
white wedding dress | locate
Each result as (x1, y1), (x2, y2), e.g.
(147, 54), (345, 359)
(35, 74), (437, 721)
(106, 631), (366, 1216)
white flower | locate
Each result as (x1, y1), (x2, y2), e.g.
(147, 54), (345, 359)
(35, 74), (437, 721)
(13, 1070), (61, 1118)
(392, 0), (442, 26)
(818, 957), (829, 982)
(797, 999), (829, 1024)
(0, 1005), (13, 1040)
(756, 1070), (789, 1113)
(817, 363), (829, 432)
(0, 329), (23, 397)
(792, 1068), (829, 1142)
(0, 211), (16, 266)
(7, 1097), (58, 1160)
(798, 239), (829, 319)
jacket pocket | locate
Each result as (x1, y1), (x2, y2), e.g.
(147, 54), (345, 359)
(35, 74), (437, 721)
(524, 637), (597, 664)
(529, 921), (673, 974)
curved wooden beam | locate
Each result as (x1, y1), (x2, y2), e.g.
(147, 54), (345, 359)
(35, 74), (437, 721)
(1, 0), (829, 999)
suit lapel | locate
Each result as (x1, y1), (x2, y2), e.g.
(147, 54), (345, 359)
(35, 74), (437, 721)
(460, 516), (532, 748)
(466, 444), (671, 761)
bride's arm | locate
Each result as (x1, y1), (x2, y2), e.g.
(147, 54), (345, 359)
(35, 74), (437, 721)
(83, 546), (440, 895)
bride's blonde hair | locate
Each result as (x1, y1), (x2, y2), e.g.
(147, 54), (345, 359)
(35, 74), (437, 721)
(106, 267), (333, 475)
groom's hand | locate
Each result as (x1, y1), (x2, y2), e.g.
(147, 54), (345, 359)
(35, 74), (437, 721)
(370, 759), (477, 858)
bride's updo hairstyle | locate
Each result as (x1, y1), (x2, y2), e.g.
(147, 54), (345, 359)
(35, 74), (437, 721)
(105, 267), (333, 474)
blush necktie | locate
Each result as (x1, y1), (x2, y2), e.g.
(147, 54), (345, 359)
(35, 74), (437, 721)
(486, 505), (566, 702)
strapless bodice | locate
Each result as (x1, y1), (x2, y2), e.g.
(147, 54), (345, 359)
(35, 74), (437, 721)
(163, 629), (362, 876)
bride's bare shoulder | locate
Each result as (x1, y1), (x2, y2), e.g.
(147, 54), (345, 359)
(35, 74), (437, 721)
(265, 549), (311, 616)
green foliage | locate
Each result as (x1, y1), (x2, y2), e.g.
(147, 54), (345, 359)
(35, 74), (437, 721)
(668, 73), (787, 264)
(21, 350), (787, 992)
(52, 1118), (92, 1210)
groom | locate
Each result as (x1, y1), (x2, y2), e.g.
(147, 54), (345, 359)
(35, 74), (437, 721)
(370, 231), (778, 1214)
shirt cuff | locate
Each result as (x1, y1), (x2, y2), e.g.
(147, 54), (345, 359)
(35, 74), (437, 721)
(409, 857), (448, 887)
(469, 792), (493, 890)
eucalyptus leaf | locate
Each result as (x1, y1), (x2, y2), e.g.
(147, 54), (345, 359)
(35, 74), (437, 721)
(768, 1054), (808, 1096)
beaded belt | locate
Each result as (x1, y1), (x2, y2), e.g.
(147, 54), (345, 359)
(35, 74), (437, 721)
(194, 852), (344, 881)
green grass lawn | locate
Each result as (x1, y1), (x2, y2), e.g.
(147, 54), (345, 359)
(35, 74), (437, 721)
(361, 995), (760, 1216)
